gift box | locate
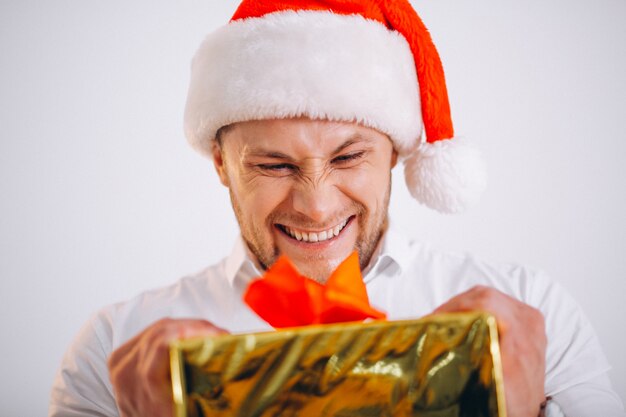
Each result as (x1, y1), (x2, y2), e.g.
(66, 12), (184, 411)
(170, 312), (506, 417)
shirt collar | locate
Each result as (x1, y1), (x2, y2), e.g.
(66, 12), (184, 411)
(224, 237), (262, 288)
(224, 227), (413, 287)
(362, 226), (413, 282)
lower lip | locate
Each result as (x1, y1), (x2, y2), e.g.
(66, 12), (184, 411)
(276, 216), (355, 247)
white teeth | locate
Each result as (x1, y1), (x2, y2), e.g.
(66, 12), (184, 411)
(283, 218), (350, 243)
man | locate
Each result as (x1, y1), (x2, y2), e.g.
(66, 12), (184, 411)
(49, 1), (625, 416)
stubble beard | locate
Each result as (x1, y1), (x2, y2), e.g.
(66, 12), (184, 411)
(229, 184), (391, 283)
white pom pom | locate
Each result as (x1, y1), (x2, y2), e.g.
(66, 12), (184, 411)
(403, 138), (487, 213)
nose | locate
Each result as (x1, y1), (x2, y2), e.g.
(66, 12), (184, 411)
(291, 177), (342, 224)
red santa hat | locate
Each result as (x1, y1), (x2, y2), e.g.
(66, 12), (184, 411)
(184, 0), (487, 213)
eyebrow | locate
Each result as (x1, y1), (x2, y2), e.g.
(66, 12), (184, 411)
(332, 133), (372, 154)
(246, 133), (372, 160)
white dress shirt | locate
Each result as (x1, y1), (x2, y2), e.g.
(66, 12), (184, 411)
(49, 229), (625, 416)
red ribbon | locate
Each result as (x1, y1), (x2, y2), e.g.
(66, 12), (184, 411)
(244, 252), (386, 328)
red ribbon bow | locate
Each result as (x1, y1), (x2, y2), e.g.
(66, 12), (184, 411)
(243, 252), (386, 328)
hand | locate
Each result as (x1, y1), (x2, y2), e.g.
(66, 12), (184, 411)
(108, 318), (227, 417)
(434, 286), (547, 417)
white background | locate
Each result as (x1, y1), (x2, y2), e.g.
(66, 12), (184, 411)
(1, 0), (625, 415)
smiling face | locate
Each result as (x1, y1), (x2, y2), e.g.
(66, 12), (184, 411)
(212, 118), (397, 283)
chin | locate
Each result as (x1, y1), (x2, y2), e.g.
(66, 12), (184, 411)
(292, 257), (345, 284)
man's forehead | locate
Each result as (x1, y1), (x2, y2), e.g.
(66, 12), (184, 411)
(248, 136), (374, 161)
(224, 118), (386, 154)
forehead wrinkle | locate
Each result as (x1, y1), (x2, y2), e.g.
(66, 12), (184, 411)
(242, 144), (295, 160)
(252, 149), (296, 161)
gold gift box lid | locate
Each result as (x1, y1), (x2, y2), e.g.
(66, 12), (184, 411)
(170, 312), (506, 417)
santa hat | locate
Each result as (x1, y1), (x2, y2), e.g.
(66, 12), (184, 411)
(184, 0), (487, 213)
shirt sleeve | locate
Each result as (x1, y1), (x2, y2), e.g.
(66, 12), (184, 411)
(549, 373), (625, 417)
(48, 311), (119, 417)
(530, 272), (626, 416)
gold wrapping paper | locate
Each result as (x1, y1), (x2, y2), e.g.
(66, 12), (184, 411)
(170, 312), (506, 417)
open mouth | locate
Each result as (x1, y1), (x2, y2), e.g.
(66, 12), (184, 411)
(277, 216), (353, 243)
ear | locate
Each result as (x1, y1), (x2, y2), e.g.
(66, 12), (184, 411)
(390, 148), (399, 169)
(211, 140), (230, 187)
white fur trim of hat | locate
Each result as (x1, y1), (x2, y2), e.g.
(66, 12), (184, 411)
(184, 5), (487, 213)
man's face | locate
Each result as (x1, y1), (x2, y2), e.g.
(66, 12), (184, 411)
(212, 118), (398, 283)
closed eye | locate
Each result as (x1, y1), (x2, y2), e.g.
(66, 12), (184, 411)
(331, 151), (366, 164)
(256, 163), (297, 172)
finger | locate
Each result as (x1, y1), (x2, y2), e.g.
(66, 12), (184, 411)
(433, 285), (496, 313)
(432, 286), (522, 334)
(110, 319), (228, 417)
(139, 320), (227, 403)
